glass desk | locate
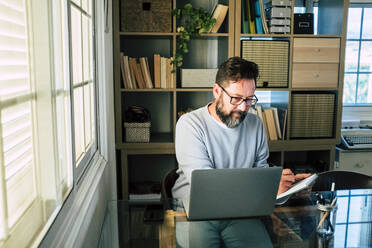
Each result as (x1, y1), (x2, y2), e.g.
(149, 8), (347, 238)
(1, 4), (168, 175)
(99, 189), (372, 248)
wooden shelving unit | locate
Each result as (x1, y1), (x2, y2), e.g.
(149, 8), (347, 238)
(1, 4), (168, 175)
(113, 0), (349, 199)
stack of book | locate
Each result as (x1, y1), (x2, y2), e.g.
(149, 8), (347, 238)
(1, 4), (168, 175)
(265, 0), (291, 34)
(249, 106), (287, 141)
(242, 0), (269, 34)
(290, 93), (336, 138)
(120, 53), (175, 89)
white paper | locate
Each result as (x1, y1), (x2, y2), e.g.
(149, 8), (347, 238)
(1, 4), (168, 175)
(276, 174), (318, 204)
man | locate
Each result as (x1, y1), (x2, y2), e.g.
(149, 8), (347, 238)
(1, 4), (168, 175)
(172, 56), (310, 201)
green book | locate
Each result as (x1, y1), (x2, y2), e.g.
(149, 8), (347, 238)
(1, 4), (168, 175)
(242, 0), (249, 33)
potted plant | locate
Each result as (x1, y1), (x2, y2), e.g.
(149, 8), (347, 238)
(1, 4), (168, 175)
(171, 3), (216, 71)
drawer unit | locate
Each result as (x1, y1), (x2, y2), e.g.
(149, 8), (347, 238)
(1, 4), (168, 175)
(293, 38), (340, 63)
(292, 63), (339, 88)
(335, 149), (372, 176)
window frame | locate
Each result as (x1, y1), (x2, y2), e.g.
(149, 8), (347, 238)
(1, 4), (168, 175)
(343, 2), (372, 107)
(67, 0), (99, 184)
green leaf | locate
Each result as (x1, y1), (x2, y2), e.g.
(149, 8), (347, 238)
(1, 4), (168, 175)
(172, 4), (215, 70)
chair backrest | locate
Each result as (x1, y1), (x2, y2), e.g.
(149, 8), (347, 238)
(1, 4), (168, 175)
(161, 168), (179, 209)
(312, 170), (372, 191)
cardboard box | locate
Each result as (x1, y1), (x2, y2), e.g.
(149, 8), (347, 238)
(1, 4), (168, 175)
(181, 69), (218, 88)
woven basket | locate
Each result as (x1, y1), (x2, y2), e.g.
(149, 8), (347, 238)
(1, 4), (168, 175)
(124, 122), (151, 143)
(120, 0), (171, 32)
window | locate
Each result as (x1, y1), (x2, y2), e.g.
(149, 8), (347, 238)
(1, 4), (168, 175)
(0, 0), (97, 246)
(343, 4), (372, 105)
(70, 0), (97, 179)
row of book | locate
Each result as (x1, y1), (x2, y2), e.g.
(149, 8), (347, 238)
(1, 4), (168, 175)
(242, 0), (269, 34)
(250, 106), (287, 141)
(120, 53), (175, 89)
(241, 0), (292, 34)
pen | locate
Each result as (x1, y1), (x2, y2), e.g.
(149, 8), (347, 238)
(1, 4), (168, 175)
(317, 197), (337, 229)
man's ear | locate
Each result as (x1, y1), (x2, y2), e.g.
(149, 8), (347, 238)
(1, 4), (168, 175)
(212, 83), (221, 99)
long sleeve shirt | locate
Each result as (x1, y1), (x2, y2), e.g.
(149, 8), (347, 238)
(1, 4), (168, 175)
(172, 104), (269, 200)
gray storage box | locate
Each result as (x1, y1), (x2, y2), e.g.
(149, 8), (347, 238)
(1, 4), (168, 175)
(181, 69), (218, 88)
(272, 0), (291, 6)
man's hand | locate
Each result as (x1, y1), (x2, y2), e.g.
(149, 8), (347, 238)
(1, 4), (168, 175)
(277, 169), (295, 195)
(294, 173), (312, 198)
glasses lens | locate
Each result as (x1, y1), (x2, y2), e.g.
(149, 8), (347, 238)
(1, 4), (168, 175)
(230, 97), (243, 105)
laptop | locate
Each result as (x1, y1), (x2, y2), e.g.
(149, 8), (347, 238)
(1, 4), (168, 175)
(182, 167), (282, 220)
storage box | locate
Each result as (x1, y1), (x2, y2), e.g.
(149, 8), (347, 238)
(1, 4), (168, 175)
(271, 0), (291, 6)
(181, 69), (218, 88)
(270, 25), (290, 34)
(290, 93), (335, 138)
(120, 0), (171, 32)
(124, 122), (151, 142)
(270, 19), (291, 26)
(241, 40), (289, 87)
(266, 7), (291, 18)
(294, 13), (314, 34)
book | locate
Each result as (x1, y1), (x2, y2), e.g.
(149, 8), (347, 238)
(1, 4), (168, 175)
(254, 0), (263, 34)
(119, 52), (127, 88)
(264, 108), (278, 140)
(259, 0), (269, 34)
(276, 174), (318, 205)
(166, 58), (171, 88)
(272, 107), (282, 139)
(210, 4), (228, 33)
(134, 61), (146, 89)
(242, 0), (249, 33)
(144, 57), (154, 88)
(128, 57), (137, 88)
(139, 57), (153, 88)
(123, 55), (133, 89)
(160, 56), (167, 88)
(256, 105), (269, 139)
(153, 54), (161, 88)
(248, 0), (256, 33)
(277, 108), (287, 140)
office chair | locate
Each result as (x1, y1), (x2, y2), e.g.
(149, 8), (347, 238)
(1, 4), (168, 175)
(161, 167), (179, 209)
(312, 170), (372, 192)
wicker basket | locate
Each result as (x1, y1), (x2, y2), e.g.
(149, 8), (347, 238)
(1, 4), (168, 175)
(124, 122), (151, 143)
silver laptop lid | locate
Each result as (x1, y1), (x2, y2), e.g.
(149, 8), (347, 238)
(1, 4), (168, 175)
(185, 167), (282, 220)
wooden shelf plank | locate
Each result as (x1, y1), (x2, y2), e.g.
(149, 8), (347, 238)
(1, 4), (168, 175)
(240, 34), (291, 38)
(176, 88), (212, 92)
(120, 32), (174, 36)
(121, 88), (174, 92)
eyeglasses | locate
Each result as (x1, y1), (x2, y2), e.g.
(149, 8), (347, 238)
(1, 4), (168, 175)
(218, 84), (258, 106)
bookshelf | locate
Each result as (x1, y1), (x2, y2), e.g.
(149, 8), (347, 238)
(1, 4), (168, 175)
(113, 0), (349, 199)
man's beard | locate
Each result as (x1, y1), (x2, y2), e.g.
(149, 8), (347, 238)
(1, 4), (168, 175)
(215, 98), (247, 128)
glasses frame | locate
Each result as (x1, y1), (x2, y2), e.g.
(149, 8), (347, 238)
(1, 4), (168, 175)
(218, 84), (258, 106)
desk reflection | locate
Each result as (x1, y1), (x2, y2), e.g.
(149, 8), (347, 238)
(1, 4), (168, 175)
(175, 218), (273, 248)
(173, 189), (372, 248)
(99, 189), (372, 248)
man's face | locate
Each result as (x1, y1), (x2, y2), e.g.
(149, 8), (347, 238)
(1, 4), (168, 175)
(215, 79), (256, 128)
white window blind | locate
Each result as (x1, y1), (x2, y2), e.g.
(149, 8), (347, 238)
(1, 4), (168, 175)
(0, 0), (38, 242)
(0, 0), (98, 245)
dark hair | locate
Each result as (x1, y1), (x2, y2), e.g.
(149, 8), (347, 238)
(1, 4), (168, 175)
(215, 57), (259, 87)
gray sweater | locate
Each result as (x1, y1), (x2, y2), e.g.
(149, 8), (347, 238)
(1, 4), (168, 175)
(172, 104), (269, 200)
